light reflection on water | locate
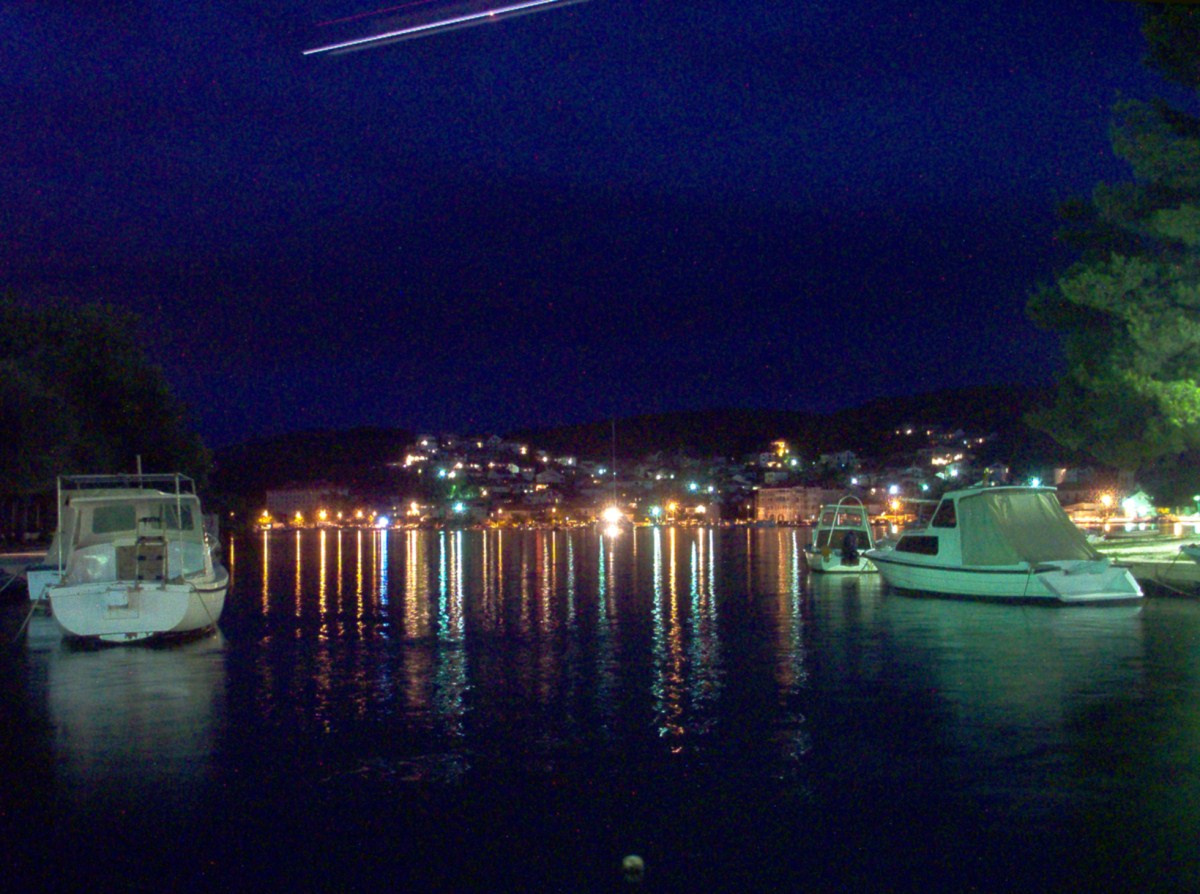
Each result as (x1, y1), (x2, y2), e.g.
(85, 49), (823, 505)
(6, 527), (1200, 891)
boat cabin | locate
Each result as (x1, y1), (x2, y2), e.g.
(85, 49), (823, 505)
(892, 486), (1099, 566)
(44, 475), (212, 587)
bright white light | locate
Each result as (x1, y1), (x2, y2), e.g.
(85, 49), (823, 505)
(603, 523), (622, 538)
(601, 505), (623, 524)
(1123, 493), (1154, 518)
(375, 516), (390, 528)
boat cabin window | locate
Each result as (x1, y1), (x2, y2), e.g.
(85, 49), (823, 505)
(895, 535), (939, 556)
(161, 503), (196, 531)
(931, 500), (957, 528)
(87, 501), (197, 537)
(135, 503), (196, 532)
(92, 505), (138, 535)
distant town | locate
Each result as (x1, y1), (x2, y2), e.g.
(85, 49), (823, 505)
(256, 421), (1145, 532)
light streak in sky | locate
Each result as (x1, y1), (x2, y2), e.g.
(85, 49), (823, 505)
(303, 0), (590, 56)
(316, 1), (446, 29)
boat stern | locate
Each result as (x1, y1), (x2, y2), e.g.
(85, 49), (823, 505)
(48, 581), (216, 642)
(1035, 560), (1144, 603)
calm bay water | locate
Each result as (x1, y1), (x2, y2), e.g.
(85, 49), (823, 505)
(3, 526), (1200, 892)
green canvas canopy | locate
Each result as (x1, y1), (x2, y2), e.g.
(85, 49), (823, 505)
(958, 490), (1100, 566)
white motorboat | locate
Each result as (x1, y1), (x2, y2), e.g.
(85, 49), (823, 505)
(864, 484), (1142, 604)
(26, 473), (228, 643)
(806, 495), (877, 574)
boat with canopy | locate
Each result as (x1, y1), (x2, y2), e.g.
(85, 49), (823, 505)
(865, 484), (1142, 604)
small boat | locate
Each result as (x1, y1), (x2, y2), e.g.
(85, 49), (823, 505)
(26, 473), (228, 643)
(806, 496), (877, 574)
(864, 484), (1142, 604)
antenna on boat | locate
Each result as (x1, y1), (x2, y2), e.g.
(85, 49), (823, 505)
(611, 418), (617, 500)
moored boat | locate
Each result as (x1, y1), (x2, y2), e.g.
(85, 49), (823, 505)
(806, 495), (877, 574)
(864, 484), (1142, 604)
(29, 473), (227, 643)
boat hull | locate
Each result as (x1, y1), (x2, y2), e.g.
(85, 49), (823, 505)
(866, 552), (1142, 604)
(48, 572), (227, 643)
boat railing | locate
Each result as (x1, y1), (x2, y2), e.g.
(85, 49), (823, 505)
(58, 473), (197, 495)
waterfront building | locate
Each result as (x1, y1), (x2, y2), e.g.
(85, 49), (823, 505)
(755, 486), (845, 524)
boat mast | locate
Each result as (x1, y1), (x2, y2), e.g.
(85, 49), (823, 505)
(611, 419), (618, 505)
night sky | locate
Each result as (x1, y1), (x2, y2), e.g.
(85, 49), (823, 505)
(2, 1), (1170, 446)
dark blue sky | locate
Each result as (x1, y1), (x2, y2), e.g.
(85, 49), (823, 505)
(2, 1), (1170, 445)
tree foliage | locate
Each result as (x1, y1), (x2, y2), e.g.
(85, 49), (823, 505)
(0, 295), (211, 496)
(1027, 5), (1200, 504)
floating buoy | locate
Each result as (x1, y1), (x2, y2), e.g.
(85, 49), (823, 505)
(622, 854), (645, 885)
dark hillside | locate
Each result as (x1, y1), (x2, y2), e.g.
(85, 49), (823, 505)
(208, 386), (1087, 510)
(210, 427), (412, 508)
(514, 385), (1074, 464)
(512, 409), (821, 460)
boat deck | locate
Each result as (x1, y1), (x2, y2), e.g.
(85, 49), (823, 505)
(0, 551), (44, 598)
(1094, 539), (1200, 595)
(0, 550), (44, 577)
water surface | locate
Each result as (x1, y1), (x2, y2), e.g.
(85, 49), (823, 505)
(3, 527), (1197, 892)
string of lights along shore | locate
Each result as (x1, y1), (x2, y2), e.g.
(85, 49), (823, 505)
(304, 0), (590, 55)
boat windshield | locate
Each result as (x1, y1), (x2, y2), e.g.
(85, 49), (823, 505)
(93, 504), (138, 534)
(819, 506), (867, 528)
(86, 499), (198, 540)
